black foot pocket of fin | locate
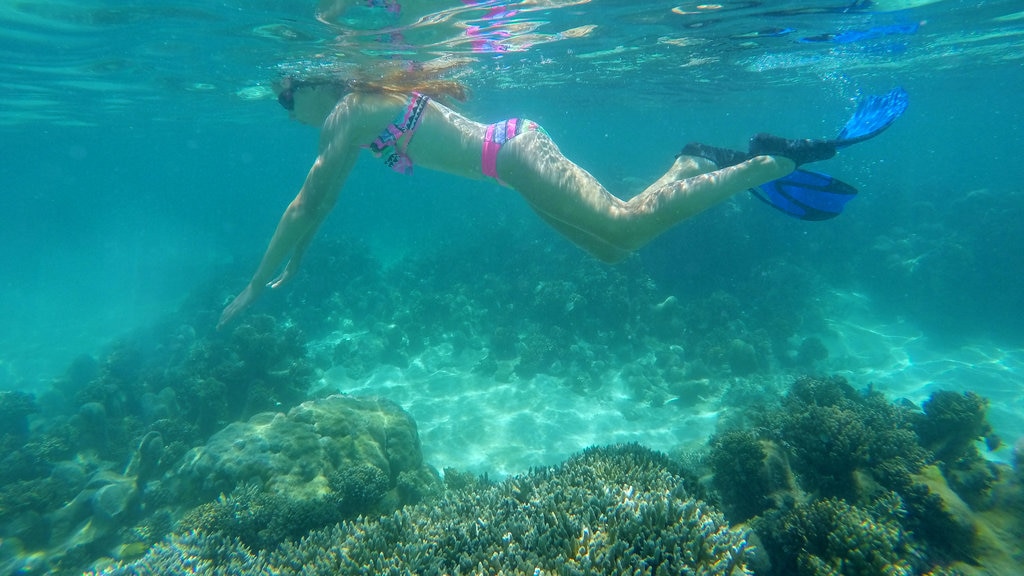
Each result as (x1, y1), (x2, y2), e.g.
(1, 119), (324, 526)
(750, 169), (857, 220)
(748, 134), (838, 166)
(678, 142), (750, 168)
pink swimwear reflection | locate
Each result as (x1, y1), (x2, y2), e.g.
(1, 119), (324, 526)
(463, 0), (519, 53)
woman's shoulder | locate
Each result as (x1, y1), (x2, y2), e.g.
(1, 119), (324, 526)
(346, 90), (464, 124)
(338, 91), (410, 126)
(343, 90), (408, 112)
(318, 92), (402, 144)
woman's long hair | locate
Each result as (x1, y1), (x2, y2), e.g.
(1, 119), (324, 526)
(345, 61), (468, 102)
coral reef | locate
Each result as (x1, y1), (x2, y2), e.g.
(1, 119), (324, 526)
(1, 391), (433, 575)
(172, 394), (430, 505)
(271, 225), (824, 399)
(916, 391), (1000, 462)
(915, 391), (1001, 507)
(0, 390), (38, 438)
(0, 302), (324, 572)
(760, 495), (913, 575)
(97, 444), (754, 576)
(176, 482), (346, 552)
(709, 430), (775, 522)
(5, 222), (1020, 576)
(707, 376), (1019, 575)
(156, 395), (441, 553)
(765, 376), (929, 499)
(0, 430), (168, 575)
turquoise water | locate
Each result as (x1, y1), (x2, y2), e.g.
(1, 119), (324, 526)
(1, 1), (1023, 574)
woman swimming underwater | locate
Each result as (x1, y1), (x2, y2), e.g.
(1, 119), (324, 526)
(218, 74), (907, 328)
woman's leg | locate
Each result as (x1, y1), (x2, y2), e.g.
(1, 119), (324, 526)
(518, 153), (721, 262)
(497, 130), (794, 260)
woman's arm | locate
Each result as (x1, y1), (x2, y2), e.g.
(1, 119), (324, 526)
(218, 99), (362, 329)
(267, 204), (331, 289)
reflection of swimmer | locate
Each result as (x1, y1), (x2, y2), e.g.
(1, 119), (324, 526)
(318, 0), (517, 29)
(319, 0), (527, 53)
(799, 22), (919, 44)
(461, 0), (524, 53)
(219, 75), (901, 327)
(732, 27), (795, 39)
(462, 0), (518, 20)
(318, 0), (407, 27)
(464, 22), (511, 53)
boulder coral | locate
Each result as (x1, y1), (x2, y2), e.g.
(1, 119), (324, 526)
(172, 394), (430, 505)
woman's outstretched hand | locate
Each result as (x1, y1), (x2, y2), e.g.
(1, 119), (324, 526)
(217, 283), (264, 330)
(218, 258), (301, 329)
(269, 258), (301, 289)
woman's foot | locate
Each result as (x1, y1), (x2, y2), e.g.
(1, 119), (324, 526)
(748, 133), (837, 166)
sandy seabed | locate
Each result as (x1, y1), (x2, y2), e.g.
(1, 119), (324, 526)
(319, 288), (1024, 477)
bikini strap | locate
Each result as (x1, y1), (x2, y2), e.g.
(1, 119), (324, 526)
(365, 92), (430, 174)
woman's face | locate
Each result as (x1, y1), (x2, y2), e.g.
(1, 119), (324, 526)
(276, 79), (344, 126)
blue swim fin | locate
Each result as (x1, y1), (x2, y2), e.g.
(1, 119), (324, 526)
(835, 87), (909, 148)
(750, 169), (858, 220)
(746, 88), (908, 165)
